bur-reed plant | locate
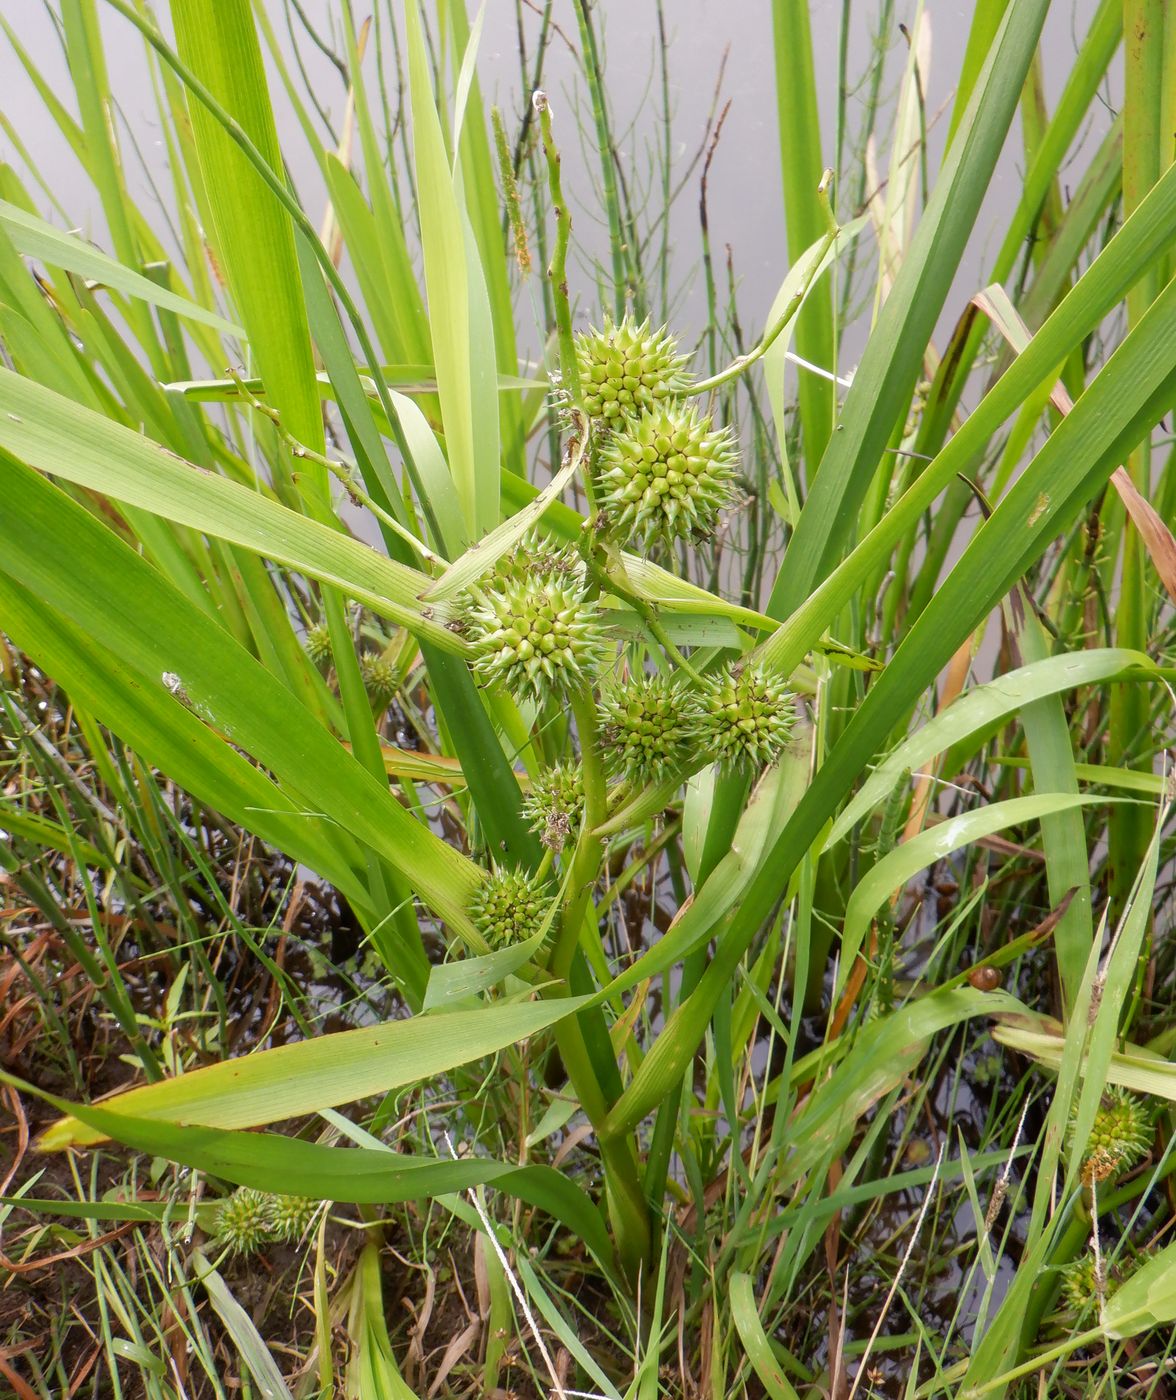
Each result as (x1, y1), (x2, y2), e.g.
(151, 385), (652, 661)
(0, 1), (1174, 1396)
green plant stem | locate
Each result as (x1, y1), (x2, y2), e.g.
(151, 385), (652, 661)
(533, 90), (581, 407)
(690, 173), (837, 395)
(589, 558), (706, 684)
(551, 688), (607, 985)
(771, 0), (836, 473)
(960, 1325), (1105, 1398)
(538, 685), (650, 1279)
(569, 0), (628, 318)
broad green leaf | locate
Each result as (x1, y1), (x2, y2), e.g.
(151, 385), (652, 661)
(422, 930), (551, 1011)
(1102, 1237), (1176, 1339)
(770, 0), (835, 477)
(599, 742), (812, 1007)
(0, 570), (369, 910)
(731, 1273), (802, 1400)
(1004, 601), (1094, 1013)
(404, 0), (491, 537)
(349, 1242), (422, 1399)
(423, 422), (586, 601)
(192, 1253), (295, 1400)
(990, 1016), (1176, 1102)
(0, 462), (481, 947)
(0, 369), (460, 650)
(40, 997), (586, 1147)
(3, 1068), (617, 1286)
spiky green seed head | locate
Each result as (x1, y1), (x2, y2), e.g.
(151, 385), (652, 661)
(521, 761), (585, 851)
(270, 1194), (321, 1243)
(360, 654), (397, 708)
(597, 404), (738, 545)
(468, 868), (553, 949)
(701, 660), (795, 772)
(491, 529), (579, 589)
(576, 316), (690, 425)
(215, 1187), (277, 1255)
(466, 558), (606, 706)
(1059, 1254), (1118, 1315)
(304, 624), (332, 666)
(1070, 1086), (1154, 1185)
(598, 674), (704, 785)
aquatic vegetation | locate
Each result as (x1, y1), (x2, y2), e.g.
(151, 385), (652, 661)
(0, 0), (1174, 1396)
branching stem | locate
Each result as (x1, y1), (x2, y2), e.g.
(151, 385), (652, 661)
(690, 170), (839, 395)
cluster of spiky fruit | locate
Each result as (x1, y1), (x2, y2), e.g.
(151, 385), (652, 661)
(575, 317), (690, 423)
(465, 544), (606, 706)
(360, 654), (397, 708)
(304, 623), (332, 667)
(271, 1192), (322, 1242)
(598, 674), (704, 784)
(214, 1187), (321, 1254)
(597, 406), (737, 546)
(1059, 1254), (1118, 1315)
(701, 659), (796, 771)
(1071, 1087), (1154, 1186)
(576, 317), (738, 545)
(521, 760), (585, 851)
(468, 868), (553, 948)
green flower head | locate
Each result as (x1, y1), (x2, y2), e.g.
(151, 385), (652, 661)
(468, 868), (554, 949)
(575, 316), (690, 425)
(701, 659), (795, 772)
(466, 551), (607, 706)
(270, 1194), (321, 1243)
(598, 673), (704, 785)
(215, 1187), (277, 1256)
(1059, 1254), (1117, 1315)
(304, 623), (332, 667)
(491, 528), (580, 588)
(360, 654), (397, 707)
(521, 761), (585, 851)
(597, 404), (738, 545)
(1071, 1086), (1154, 1185)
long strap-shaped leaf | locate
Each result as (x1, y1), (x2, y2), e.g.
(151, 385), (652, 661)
(0, 460), (482, 943)
(38, 996), (586, 1146)
(0, 368), (461, 651)
(768, 0), (1050, 617)
(600, 260), (1176, 1142)
(0, 571), (371, 909)
(758, 156), (1176, 680)
(830, 648), (1157, 841)
(169, 0), (323, 460)
(14, 1077), (616, 1288)
(0, 200), (242, 337)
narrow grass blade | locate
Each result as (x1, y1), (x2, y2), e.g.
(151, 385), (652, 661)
(830, 650), (1156, 843)
(0, 201), (241, 336)
(769, 0), (1049, 616)
(731, 1272), (802, 1400)
(170, 0), (324, 458)
(191, 1253), (295, 1400)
